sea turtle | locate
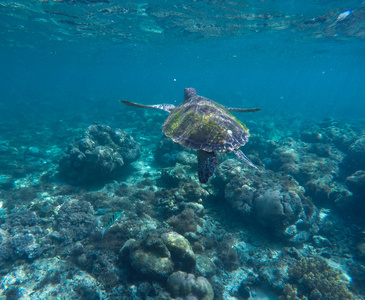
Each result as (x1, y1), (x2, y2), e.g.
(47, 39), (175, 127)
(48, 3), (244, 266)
(120, 88), (261, 183)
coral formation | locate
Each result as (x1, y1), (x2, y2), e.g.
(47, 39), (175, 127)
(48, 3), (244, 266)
(0, 211), (48, 264)
(154, 135), (191, 166)
(0, 257), (107, 299)
(346, 170), (365, 195)
(162, 231), (196, 272)
(120, 235), (174, 281)
(341, 135), (365, 174)
(195, 254), (217, 278)
(214, 161), (317, 242)
(254, 188), (302, 231)
(58, 124), (140, 185)
(215, 236), (240, 271)
(120, 231), (196, 280)
(56, 199), (97, 244)
(283, 257), (354, 300)
(1, 107), (365, 299)
(168, 208), (203, 235)
(167, 271), (214, 300)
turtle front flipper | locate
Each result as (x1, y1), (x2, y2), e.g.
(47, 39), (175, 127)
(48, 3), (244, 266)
(233, 149), (258, 170)
(197, 150), (218, 184)
(225, 106), (261, 113)
(120, 100), (175, 113)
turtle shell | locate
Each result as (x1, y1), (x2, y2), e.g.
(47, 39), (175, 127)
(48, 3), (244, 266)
(162, 94), (250, 153)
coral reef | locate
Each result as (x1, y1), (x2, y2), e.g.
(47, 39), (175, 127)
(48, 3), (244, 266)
(58, 124), (141, 185)
(341, 135), (365, 175)
(283, 257), (355, 300)
(195, 254), (217, 278)
(120, 235), (174, 281)
(1, 114), (365, 299)
(214, 160), (317, 242)
(154, 135), (193, 167)
(120, 231), (196, 280)
(159, 164), (193, 188)
(215, 236), (240, 271)
(0, 211), (50, 265)
(346, 170), (365, 198)
(162, 231), (196, 272)
(56, 199), (98, 245)
(270, 138), (349, 205)
(167, 271), (214, 300)
(0, 257), (107, 299)
(168, 208), (203, 235)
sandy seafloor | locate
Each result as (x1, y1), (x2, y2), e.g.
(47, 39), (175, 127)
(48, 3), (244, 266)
(0, 103), (364, 299)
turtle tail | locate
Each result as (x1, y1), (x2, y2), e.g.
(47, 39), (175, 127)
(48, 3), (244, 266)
(197, 150), (218, 184)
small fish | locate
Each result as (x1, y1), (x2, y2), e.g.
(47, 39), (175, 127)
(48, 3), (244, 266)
(337, 10), (352, 22)
(101, 211), (122, 237)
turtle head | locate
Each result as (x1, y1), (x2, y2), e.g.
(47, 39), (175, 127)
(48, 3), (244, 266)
(184, 88), (197, 102)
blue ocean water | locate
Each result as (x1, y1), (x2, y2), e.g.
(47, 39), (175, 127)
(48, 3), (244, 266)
(0, 1), (365, 299)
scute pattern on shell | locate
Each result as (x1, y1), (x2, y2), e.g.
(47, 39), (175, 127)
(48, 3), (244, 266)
(162, 94), (250, 153)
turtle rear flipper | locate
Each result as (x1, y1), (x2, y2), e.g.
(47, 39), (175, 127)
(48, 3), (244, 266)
(120, 100), (175, 112)
(225, 106), (261, 113)
(197, 150), (218, 184)
(234, 149), (258, 169)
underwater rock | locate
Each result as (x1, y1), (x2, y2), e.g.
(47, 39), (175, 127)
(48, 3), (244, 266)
(80, 248), (121, 289)
(264, 136), (350, 206)
(0, 211), (49, 264)
(357, 240), (365, 259)
(0, 174), (13, 190)
(9, 211), (39, 230)
(268, 137), (344, 185)
(120, 234), (174, 280)
(162, 231), (196, 272)
(346, 170), (365, 195)
(58, 124), (141, 185)
(56, 200), (97, 244)
(156, 179), (209, 217)
(167, 271), (214, 300)
(178, 181), (210, 203)
(159, 164), (191, 187)
(175, 151), (198, 166)
(301, 130), (326, 144)
(302, 122), (357, 152)
(154, 135), (185, 166)
(10, 232), (41, 260)
(120, 231), (196, 280)
(237, 282), (250, 300)
(25, 146), (42, 157)
(0, 257), (107, 299)
(212, 158), (242, 189)
(0, 229), (12, 266)
(195, 254), (217, 278)
(307, 142), (333, 158)
(312, 235), (332, 248)
(305, 175), (351, 206)
(225, 181), (254, 217)
(342, 135), (365, 174)
(168, 208), (203, 235)
(255, 189), (302, 230)
(215, 160), (317, 242)
(216, 236), (241, 271)
(285, 256), (355, 299)
(268, 138), (300, 172)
